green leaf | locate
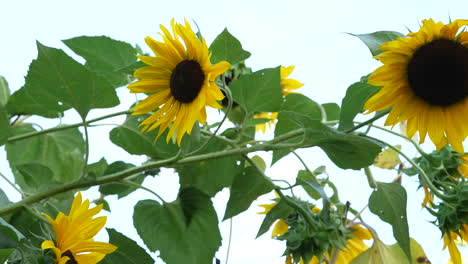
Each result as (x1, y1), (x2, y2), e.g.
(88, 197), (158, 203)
(99, 161), (150, 199)
(0, 76), (10, 107)
(274, 111), (382, 169)
(296, 178), (330, 214)
(350, 31), (405, 56)
(0, 217), (24, 249)
(110, 114), (179, 160)
(0, 248), (15, 263)
(322, 103), (340, 122)
(209, 28), (251, 65)
(133, 188), (221, 264)
(63, 36), (138, 88)
(87, 157), (109, 178)
(7, 42), (119, 119)
(230, 67), (283, 113)
(351, 238), (428, 264)
(0, 188), (10, 207)
(15, 163), (57, 192)
(101, 228), (154, 264)
(0, 105), (9, 146)
(369, 182), (411, 260)
(256, 199), (294, 238)
(223, 166), (275, 220)
(272, 94), (322, 163)
(6, 124), (85, 185)
(296, 171), (321, 200)
(338, 79), (381, 131)
(178, 137), (243, 197)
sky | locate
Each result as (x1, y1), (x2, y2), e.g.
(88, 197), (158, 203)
(1, 0), (468, 263)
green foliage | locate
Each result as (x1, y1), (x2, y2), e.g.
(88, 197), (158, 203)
(101, 228), (154, 264)
(6, 124), (85, 187)
(349, 31), (405, 56)
(99, 161), (152, 199)
(110, 114), (179, 160)
(257, 199), (294, 238)
(178, 137), (243, 197)
(321, 103), (340, 122)
(230, 67), (283, 113)
(0, 248), (15, 263)
(63, 36), (139, 88)
(0, 105), (9, 146)
(369, 182), (411, 260)
(338, 76), (381, 131)
(7, 42), (119, 118)
(209, 28), (251, 65)
(0, 76), (9, 107)
(223, 165), (275, 220)
(351, 238), (428, 264)
(133, 188), (221, 264)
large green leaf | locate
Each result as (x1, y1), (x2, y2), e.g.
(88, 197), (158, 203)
(272, 94), (322, 163)
(223, 166), (275, 220)
(351, 238), (428, 264)
(350, 31), (406, 56)
(0, 76), (9, 107)
(63, 36), (138, 88)
(15, 163), (58, 192)
(0, 105), (9, 146)
(101, 228), (154, 264)
(7, 42), (119, 118)
(274, 111), (381, 169)
(133, 188), (221, 264)
(209, 28), (251, 65)
(338, 78), (381, 131)
(6, 124), (85, 185)
(369, 182), (411, 260)
(178, 137), (243, 197)
(230, 67), (283, 113)
(109, 114), (179, 160)
(0, 248), (15, 263)
(99, 161), (152, 199)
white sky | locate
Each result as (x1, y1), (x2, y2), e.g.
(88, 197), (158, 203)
(1, 0), (468, 263)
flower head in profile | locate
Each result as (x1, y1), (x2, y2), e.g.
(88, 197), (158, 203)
(364, 19), (468, 153)
(128, 19), (231, 145)
(41, 192), (117, 264)
(254, 66), (303, 132)
(444, 224), (468, 264)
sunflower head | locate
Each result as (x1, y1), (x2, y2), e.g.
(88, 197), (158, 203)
(41, 192), (117, 264)
(364, 19), (468, 153)
(128, 19), (231, 145)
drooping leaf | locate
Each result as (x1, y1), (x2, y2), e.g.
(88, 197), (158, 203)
(351, 238), (428, 264)
(133, 188), (221, 264)
(6, 124), (85, 185)
(349, 31), (406, 56)
(295, 171), (323, 200)
(338, 79), (381, 131)
(101, 228), (154, 264)
(63, 36), (138, 88)
(0, 76), (10, 107)
(209, 28), (251, 65)
(109, 114), (179, 160)
(322, 103), (340, 122)
(230, 67), (283, 113)
(274, 111), (382, 169)
(7, 42), (119, 118)
(0, 105), (9, 146)
(374, 145), (401, 169)
(0, 217), (24, 246)
(178, 137), (243, 197)
(369, 182), (411, 260)
(99, 161), (151, 199)
(256, 199), (294, 238)
(223, 166), (275, 220)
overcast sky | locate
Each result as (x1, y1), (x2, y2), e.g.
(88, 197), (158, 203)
(1, 0), (468, 263)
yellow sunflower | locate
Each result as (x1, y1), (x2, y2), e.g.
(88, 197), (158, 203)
(128, 19), (231, 145)
(457, 155), (468, 177)
(364, 19), (468, 153)
(254, 66), (304, 132)
(444, 224), (468, 264)
(41, 193), (117, 264)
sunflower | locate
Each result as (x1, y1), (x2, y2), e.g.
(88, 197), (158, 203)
(41, 193), (117, 264)
(254, 66), (304, 132)
(457, 155), (468, 177)
(444, 224), (468, 264)
(363, 19), (468, 153)
(128, 19), (231, 145)
(258, 201), (371, 264)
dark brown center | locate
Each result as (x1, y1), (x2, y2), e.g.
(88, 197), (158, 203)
(61, 250), (78, 264)
(170, 60), (205, 103)
(407, 38), (468, 106)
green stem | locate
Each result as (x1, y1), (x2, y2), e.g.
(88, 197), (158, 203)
(119, 180), (166, 204)
(364, 167), (377, 189)
(81, 119), (90, 179)
(0, 171), (23, 196)
(0, 130), (306, 216)
(275, 189), (317, 227)
(344, 110), (390, 133)
(7, 111), (130, 143)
